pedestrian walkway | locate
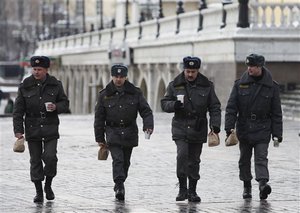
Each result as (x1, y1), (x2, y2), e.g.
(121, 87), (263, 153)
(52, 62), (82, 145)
(0, 113), (299, 212)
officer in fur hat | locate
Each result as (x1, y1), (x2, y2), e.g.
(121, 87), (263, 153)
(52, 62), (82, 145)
(161, 56), (221, 202)
(13, 56), (69, 203)
(94, 64), (154, 201)
(225, 53), (283, 200)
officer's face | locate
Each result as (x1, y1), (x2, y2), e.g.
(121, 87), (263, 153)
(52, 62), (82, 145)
(247, 66), (262, 77)
(112, 75), (126, 87)
(184, 69), (198, 82)
(32, 67), (48, 80)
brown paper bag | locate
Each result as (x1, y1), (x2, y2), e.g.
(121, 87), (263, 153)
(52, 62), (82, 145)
(13, 137), (25, 153)
(208, 131), (220, 147)
(98, 145), (109, 160)
(225, 129), (239, 146)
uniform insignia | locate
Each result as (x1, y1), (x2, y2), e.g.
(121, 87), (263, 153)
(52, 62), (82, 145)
(104, 96), (113, 100)
(246, 59), (249, 64)
(175, 86), (185, 90)
(189, 61), (194, 66)
(239, 84), (249, 88)
(35, 59), (40, 64)
(117, 69), (121, 73)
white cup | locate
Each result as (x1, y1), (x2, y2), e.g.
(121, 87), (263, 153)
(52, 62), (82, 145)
(45, 102), (53, 112)
(177, 95), (184, 104)
(144, 131), (151, 140)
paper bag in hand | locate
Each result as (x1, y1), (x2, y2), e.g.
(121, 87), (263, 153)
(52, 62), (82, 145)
(98, 145), (109, 160)
(225, 129), (239, 146)
(13, 137), (25, 153)
(208, 131), (220, 147)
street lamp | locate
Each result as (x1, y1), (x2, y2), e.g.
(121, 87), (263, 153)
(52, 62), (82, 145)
(176, 1), (185, 15)
(66, 0), (70, 35)
(158, 0), (164, 18)
(82, 0), (86, 33)
(220, 0), (233, 29)
(237, 0), (250, 28)
(125, 0), (130, 25)
(199, 0), (207, 10)
(98, 0), (103, 30)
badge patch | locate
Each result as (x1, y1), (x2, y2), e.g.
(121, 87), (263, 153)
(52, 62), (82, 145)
(239, 84), (249, 88)
(35, 59), (40, 64)
(189, 61), (194, 66)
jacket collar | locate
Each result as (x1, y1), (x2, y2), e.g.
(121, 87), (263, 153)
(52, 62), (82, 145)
(239, 67), (273, 87)
(105, 80), (136, 96)
(173, 72), (210, 87)
(23, 74), (59, 89)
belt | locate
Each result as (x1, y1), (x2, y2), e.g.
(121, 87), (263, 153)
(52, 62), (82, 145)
(106, 121), (133, 128)
(26, 112), (56, 119)
(246, 113), (270, 121)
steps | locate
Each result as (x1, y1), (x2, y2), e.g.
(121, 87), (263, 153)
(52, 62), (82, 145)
(280, 84), (300, 120)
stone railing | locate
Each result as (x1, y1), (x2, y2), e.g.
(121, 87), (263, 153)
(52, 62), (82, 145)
(250, 2), (300, 28)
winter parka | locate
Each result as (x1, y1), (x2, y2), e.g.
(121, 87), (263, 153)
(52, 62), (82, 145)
(161, 72), (221, 143)
(225, 67), (283, 144)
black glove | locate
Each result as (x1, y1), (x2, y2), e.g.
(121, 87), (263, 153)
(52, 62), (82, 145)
(211, 126), (220, 134)
(273, 136), (283, 143)
(174, 100), (183, 110)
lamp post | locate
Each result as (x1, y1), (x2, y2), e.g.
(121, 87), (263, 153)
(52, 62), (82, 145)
(98, 0), (103, 30)
(197, 0), (204, 31)
(158, 0), (164, 18)
(220, 0), (233, 29)
(125, 0), (129, 25)
(176, 1), (184, 15)
(176, 1), (184, 34)
(66, 0), (70, 35)
(199, 0), (207, 10)
(237, 0), (250, 28)
(82, 0), (86, 33)
(41, 0), (46, 39)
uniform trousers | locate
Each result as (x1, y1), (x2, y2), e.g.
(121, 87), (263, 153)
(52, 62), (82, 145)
(239, 142), (269, 182)
(175, 140), (203, 180)
(28, 139), (58, 182)
(109, 145), (133, 183)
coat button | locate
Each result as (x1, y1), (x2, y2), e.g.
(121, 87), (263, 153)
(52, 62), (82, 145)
(188, 126), (190, 128)
(39, 97), (42, 99)
(40, 125), (43, 127)
(119, 106), (122, 108)
(121, 132), (124, 134)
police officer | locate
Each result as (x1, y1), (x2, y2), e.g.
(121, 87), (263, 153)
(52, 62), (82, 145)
(94, 64), (154, 201)
(161, 56), (221, 202)
(13, 56), (69, 203)
(225, 53), (283, 200)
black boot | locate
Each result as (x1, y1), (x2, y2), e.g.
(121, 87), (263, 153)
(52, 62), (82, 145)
(243, 181), (252, 199)
(114, 182), (125, 201)
(33, 181), (44, 203)
(188, 179), (201, 202)
(44, 176), (55, 200)
(176, 177), (187, 201)
(259, 180), (271, 200)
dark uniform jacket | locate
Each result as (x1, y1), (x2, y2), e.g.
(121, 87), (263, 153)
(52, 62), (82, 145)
(13, 74), (69, 142)
(94, 80), (154, 147)
(161, 72), (221, 143)
(225, 68), (283, 144)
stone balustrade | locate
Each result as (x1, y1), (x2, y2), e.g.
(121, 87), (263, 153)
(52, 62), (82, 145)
(34, 2), (300, 114)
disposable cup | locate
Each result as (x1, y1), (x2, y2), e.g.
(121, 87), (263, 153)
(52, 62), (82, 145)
(45, 102), (53, 112)
(144, 131), (151, 140)
(177, 95), (184, 103)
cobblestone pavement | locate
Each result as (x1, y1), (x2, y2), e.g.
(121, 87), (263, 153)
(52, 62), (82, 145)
(0, 113), (299, 213)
